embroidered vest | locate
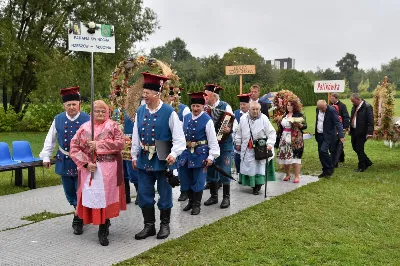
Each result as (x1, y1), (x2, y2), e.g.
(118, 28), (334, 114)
(177, 103), (188, 122)
(123, 111), (134, 138)
(135, 103), (175, 171)
(55, 112), (90, 176)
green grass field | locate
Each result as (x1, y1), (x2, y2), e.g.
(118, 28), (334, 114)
(1, 98), (400, 265)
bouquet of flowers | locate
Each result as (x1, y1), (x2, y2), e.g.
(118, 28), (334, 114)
(287, 117), (304, 124)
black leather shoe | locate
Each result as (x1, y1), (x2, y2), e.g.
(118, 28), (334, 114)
(252, 187), (259, 195)
(135, 207), (156, 240)
(72, 215), (83, 235)
(204, 182), (218, 206)
(98, 223), (109, 246)
(183, 190), (193, 211)
(178, 192), (188, 201)
(220, 184), (230, 209)
(191, 191), (203, 215)
(157, 209), (171, 239)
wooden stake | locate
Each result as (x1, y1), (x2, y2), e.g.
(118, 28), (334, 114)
(240, 75), (243, 94)
(327, 92), (330, 104)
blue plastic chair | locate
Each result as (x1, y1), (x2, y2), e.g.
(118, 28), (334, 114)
(12, 141), (41, 163)
(0, 142), (21, 166)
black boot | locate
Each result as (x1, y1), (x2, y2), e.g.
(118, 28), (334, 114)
(105, 218), (111, 236)
(183, 190), (193, 211)
(220, 184), (230, 208)
(204, 182), (210, 190)
(135, 207), (156, 240)
(134, 183), (139, 205)
(252, 186), (259, 195)
(98, 223), (109, 246)
(191, 190), (203, 215)
(124, 179), (131, 204)
(178, 191), (188, 201)
(157, 209), (171, 239)
(72, 215), (83, 235)
(204, 182), (218, 206)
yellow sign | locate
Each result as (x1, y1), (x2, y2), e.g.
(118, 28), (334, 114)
(225, 65), (256, 75)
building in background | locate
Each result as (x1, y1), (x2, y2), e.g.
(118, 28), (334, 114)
(266, 57), (295, 70)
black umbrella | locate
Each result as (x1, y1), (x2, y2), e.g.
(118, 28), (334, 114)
(333, 140), (344, 167)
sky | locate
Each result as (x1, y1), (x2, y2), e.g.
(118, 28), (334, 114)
(136, 0), (400, 72)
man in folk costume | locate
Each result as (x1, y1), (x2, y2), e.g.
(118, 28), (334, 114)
(233, 93), (251, 174)
(249, 84), (276, 181)
(235, 102), (276, 195)
(39, 86), (90, 235)
(178, 92), (220, 215)
(131, 72), (186, 240)
(203, 84), (234, 208)
(168, 86), (190, 202)
(123, 110), (139, 204)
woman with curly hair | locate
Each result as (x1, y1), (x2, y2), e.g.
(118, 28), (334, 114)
(275, 98), (307, 183)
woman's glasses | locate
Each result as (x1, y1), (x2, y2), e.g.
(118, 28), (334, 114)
(94, 110), (107, 114)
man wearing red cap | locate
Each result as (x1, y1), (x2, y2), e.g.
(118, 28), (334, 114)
(203, 84), (234, 209)
(178, 92), (220, 215)
(168, 87), (190, 202)
(131, 72), (186, 240)
(40, 86), (90, 235)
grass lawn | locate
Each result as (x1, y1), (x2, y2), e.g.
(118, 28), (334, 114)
(116, 99), (400, 265)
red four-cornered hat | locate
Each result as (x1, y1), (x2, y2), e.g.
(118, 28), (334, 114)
(60, 86), (80, 103)
(188, 91), (206, 105)
(237, 93), (251, 103)
(204, 84), (223, 94)
(141, 72), (169, 92)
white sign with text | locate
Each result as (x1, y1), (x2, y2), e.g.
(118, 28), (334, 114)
(68, 21), (115, 53)
(314, 80), (345, 93)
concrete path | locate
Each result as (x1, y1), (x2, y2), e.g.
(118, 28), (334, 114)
(0, 173), (318, 266)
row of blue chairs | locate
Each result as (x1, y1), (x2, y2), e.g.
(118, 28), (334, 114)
(0, 141), (41, 166)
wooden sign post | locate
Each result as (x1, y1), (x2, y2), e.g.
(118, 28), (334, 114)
(225, 65), (256, 94)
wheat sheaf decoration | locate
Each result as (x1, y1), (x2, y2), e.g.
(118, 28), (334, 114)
(109, 56), (180, 127)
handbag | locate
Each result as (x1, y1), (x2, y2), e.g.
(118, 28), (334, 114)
(248, 117), (272, 160)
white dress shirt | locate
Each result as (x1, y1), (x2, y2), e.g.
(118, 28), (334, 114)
(352, 101), (364, 128)
(184, 111), (220, 161)
(39, 112), (82, 163)
(131, 100), (186, 161)
(182, 106), (191, 118)
(317, 111), (325, 133)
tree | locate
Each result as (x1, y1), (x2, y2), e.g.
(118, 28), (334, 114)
(336, 53), (359, 91)
(0, 0), (158, 115)
(149, 37), (193, 63)
(381, 58), (400, 89)
(358, 79), (370, 93)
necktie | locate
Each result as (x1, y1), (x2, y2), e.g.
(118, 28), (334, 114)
(351, 106), (359, 128)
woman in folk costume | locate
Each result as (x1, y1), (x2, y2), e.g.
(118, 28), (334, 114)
(275, 97), (307, 183)
(70, 100), (126, 246)
(235, 102), (276, 195)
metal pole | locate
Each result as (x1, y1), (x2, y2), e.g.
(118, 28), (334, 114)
(90, 51), (94, 164)
(265, 159), (268, 199)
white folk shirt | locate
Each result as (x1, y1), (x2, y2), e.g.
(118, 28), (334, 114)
(352, 101), (364, 128)
(235, 113), (276, 177)
(183, 111), (220, 161)
(317, 111), (325, 133)
(39, 112), (81, 163)
(130, 100), (186, 161)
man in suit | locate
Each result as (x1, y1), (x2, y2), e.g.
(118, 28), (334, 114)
(315, 100), (344, 178)
(249, 84), (269, 118)
(349, 93), (374, 172)
(330, 93), (350, 165)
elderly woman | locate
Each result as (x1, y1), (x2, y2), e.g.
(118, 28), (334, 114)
(276, 99), (307, 183)
(235, 102), (276, 195)
(70, 100), (126, 246)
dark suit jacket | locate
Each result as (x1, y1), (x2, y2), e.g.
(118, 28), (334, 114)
(332, 100), (350, 129)
(258, 100), (269, 118)
(315, 105), (344, 144)
(350, 101), (374, 136)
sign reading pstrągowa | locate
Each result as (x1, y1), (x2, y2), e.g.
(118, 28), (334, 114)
(225, 65), (256, 75)
(68, 21), (115, 53)
(314, 80), (345, 93)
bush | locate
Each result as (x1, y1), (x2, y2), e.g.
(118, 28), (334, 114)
(360, 91), (373, 99)
(20, 103), (64, 132)
(0, 108), (21, 132)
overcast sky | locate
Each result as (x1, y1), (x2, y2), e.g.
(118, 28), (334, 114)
(136, 0), (399, 72)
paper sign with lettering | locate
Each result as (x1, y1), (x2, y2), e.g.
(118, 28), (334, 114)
(225, 65), (256, 75)
(314, 80), (345, 93)
(68, 21), (115, 53)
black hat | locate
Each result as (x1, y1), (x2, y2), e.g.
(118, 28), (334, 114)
(60, 86), (80, 103)
(237, 93), (251, 103)
(188, 91), (206, 105)
(204, 84), (223, 94)
(141, 72), (169, 92)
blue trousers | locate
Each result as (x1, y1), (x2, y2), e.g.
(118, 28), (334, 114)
(206, 150), (232, 184)
(123, 160), (138, 184)
(234, 153), (241, 174)
(138, 169), (172, 210)
(179, 163), (207, 192)
(315, 133), (337, 173)
(61, 175), (78, 207)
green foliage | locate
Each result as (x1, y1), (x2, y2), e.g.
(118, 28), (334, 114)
(19, 103), (64, 132)
(0, 107), (21, 132)
(359, 91), (373, 99)
(357, 78), (370, 93)
(336, 53), (360, 91)
(21, 211), (73, 222)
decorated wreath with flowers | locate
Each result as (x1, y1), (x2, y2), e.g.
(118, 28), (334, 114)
(373, 76), (397, 142)
(272, 89), (301, 122)
(109, 55), (180, 127)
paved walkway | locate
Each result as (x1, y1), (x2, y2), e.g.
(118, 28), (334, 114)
(0, 173), (318, 266)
